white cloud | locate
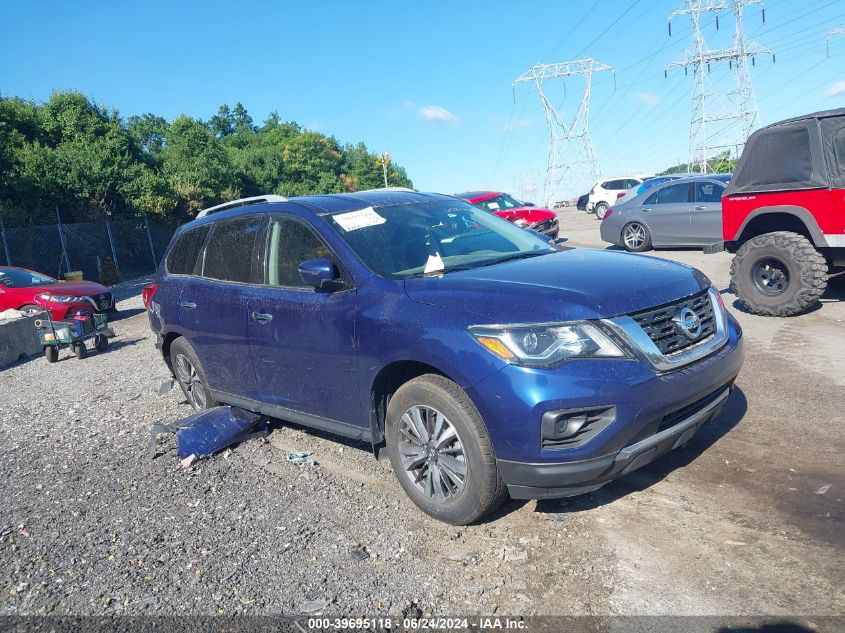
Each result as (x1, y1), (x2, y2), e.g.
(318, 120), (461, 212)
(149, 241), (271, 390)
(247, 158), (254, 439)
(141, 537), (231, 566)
(504, 118), (533, 131)
(635, 91), (661, 107)
(419, 104), (458, 124)
(827, 81), (845, 97)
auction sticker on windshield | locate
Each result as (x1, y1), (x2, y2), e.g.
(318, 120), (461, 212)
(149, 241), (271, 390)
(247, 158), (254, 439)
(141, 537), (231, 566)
(333, 207), (386, 232)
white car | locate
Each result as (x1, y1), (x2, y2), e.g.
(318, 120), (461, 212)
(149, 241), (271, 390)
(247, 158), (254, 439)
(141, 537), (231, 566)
(586, 176), (649, 217)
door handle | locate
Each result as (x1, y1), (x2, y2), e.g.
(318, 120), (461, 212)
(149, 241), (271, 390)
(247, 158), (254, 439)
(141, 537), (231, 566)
(642, 208), (651, 212)
(694, 205), (706, 210)
(179, 301), (196, 309)
(251, 311), (273, 323)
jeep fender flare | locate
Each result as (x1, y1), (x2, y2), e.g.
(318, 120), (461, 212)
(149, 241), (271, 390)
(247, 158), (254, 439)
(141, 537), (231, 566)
(733, 205), (827, 247)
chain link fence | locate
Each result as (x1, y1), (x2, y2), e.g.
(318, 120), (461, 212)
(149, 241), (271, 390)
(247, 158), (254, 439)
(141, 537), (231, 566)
(0, 215), (180, 283)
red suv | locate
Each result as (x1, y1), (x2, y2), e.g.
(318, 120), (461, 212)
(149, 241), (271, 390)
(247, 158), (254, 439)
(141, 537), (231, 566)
(0, 266), (114, 319)
(711, 108), (845, 316)
(455, 191), (559, 239)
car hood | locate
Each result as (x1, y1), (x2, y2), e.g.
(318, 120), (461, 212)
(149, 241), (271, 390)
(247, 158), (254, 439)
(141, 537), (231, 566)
(404, 248), (709, 322)
(494, 206), (556, 223)
(38, 280), (110, 296)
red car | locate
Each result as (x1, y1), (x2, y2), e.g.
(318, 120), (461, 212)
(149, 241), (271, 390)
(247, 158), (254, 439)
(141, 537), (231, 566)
(0, 266), (114, 319)
(454, 191), (559, 238)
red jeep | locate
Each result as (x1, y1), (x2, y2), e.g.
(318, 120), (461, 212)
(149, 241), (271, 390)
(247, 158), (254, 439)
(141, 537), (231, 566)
(712, 108), (845, 316)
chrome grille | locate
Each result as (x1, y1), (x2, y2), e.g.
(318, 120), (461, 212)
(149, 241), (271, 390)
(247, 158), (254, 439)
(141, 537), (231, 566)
(629, 289), (716, 355)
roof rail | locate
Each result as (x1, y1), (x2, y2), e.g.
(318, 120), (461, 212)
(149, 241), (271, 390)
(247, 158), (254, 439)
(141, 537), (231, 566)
(196, 194), (288, 218)
(358, 187), (417, 193)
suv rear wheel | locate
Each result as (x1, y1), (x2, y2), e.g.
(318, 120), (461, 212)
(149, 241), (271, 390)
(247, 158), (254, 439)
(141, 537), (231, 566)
(730, 231), (828, 316)
(595, 202), (609, 219)
(170, 337), (217, 411)
(385, 374), (507, 525)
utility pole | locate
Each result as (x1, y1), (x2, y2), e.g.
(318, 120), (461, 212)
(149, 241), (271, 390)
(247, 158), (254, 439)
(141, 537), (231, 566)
(513, 58), (614, 207)
(380, 151), (391, 188)
(827, 26), (845, 58)
(667, 0), (771, 173)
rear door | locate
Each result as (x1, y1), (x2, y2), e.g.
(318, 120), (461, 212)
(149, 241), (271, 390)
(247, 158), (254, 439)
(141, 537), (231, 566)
(690, 180), (726, 244)
(247, 214), (361, 426)
(179, 214), (266, 398)
(641, 182), (693, 245)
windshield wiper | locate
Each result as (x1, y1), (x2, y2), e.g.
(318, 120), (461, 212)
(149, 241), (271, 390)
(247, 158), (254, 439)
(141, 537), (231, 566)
(450, 250), (551, 272)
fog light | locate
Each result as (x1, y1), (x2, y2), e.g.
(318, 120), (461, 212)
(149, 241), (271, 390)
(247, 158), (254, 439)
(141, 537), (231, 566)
(541, 405), (616, 450)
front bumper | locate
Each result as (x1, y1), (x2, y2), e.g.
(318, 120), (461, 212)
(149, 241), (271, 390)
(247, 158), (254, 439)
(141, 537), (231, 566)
(499, 384), (732, 499)
(467, 311), (744, 500)
(531, 219), (560, 238)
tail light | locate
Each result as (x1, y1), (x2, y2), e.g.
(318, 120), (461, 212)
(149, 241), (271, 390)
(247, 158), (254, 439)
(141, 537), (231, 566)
(603, 210), (614, 220)
(616, 192), (625, 199)
(141, 284), (157, 309)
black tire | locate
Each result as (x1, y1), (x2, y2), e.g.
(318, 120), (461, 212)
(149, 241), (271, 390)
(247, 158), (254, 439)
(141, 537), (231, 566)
(621, 221), (652, 252)
(72, 342), (87, 359)
(385, 374), (507, 525)
(595, 202), (608, 219)
(170, 337), (217, 411)
(95, 334), (109, 352)
(44, 346), (59, 363)
(730, 231), (828, 317)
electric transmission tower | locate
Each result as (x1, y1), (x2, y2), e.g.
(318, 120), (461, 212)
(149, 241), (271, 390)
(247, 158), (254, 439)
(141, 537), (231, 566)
(667, 0), (772, 173)
(513, 58), (614, 206)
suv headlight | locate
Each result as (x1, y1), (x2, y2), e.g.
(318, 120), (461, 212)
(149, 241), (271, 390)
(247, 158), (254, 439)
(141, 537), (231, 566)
(49, 295), (85, 303)
(469, 322), (626, 367)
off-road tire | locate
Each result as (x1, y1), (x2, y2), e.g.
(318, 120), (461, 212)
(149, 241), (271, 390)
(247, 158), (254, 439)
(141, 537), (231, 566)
(170, 337), (218, 411)
(731, 231), (828, 317)
(44, 346), (59, 363)
(72, 342), (87, 359)
(595, 202), (608, 219)
(385, 374), (507, 525)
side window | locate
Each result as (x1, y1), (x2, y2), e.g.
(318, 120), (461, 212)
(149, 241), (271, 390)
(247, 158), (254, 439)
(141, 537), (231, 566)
(646, 183), (690, 205)
(600, 181), (612, 189)
(695, 181), (725, 203)
(833, 127), (845, 175)
(202, 216), (263, 283)
(166, 225), (210, 275)
(626, 179), (641, 189)
(267, 217), (343, 288)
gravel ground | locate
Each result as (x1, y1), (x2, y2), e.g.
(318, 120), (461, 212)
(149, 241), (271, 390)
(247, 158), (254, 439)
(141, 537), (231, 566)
(0, 217), (842, 624)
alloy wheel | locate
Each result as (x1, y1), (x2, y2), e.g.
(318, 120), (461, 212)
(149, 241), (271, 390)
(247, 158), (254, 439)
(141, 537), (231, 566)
(623, 223), (646, 249)
(397, 405), (467, 502)
(174, 353), (207, 410)
(752, 257), (790, 296)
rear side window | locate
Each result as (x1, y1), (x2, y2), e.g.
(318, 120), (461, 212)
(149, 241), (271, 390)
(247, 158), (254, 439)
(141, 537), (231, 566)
(736, 126), (812, 186)
(266, 217), (348, 288)
(166, 225), (209, 275)
(645, 182), (691, 205)
(834, 127), (845, 175)
(202, 216), (264, 283)
(695, 181), (725, 203)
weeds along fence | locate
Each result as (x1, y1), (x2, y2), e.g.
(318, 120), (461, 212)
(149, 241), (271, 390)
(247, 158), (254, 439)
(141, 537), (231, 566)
(0, 214), (180, 284)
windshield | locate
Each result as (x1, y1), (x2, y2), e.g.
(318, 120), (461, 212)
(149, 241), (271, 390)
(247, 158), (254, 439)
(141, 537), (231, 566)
(0, 268), (55, 288)
(326, 200), (554, 278)
(474, 193), (524, 212)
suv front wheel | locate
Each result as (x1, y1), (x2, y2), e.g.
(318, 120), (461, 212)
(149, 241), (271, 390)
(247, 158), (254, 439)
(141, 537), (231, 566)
(385, 374), (507, 525)
(730, 231), (828, 317)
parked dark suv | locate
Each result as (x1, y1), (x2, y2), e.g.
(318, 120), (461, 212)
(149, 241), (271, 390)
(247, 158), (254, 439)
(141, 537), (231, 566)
(146, 190), (744, 524)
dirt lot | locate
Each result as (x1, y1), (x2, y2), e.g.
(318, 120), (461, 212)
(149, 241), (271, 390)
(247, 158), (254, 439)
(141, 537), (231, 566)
(0, 212), (842, 626)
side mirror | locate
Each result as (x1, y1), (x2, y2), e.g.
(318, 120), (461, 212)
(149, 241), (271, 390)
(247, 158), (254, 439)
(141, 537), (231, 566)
(298, 258), (344, 292)
(523, 201), (536, 207)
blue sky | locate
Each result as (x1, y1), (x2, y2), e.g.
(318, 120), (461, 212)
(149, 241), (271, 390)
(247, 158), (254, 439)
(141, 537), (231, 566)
(1, 0), (843, 201)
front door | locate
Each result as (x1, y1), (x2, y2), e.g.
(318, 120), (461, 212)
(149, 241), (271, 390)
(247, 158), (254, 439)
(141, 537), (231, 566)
(248, 215), (361, 426)
(690, 180), (726, 244)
